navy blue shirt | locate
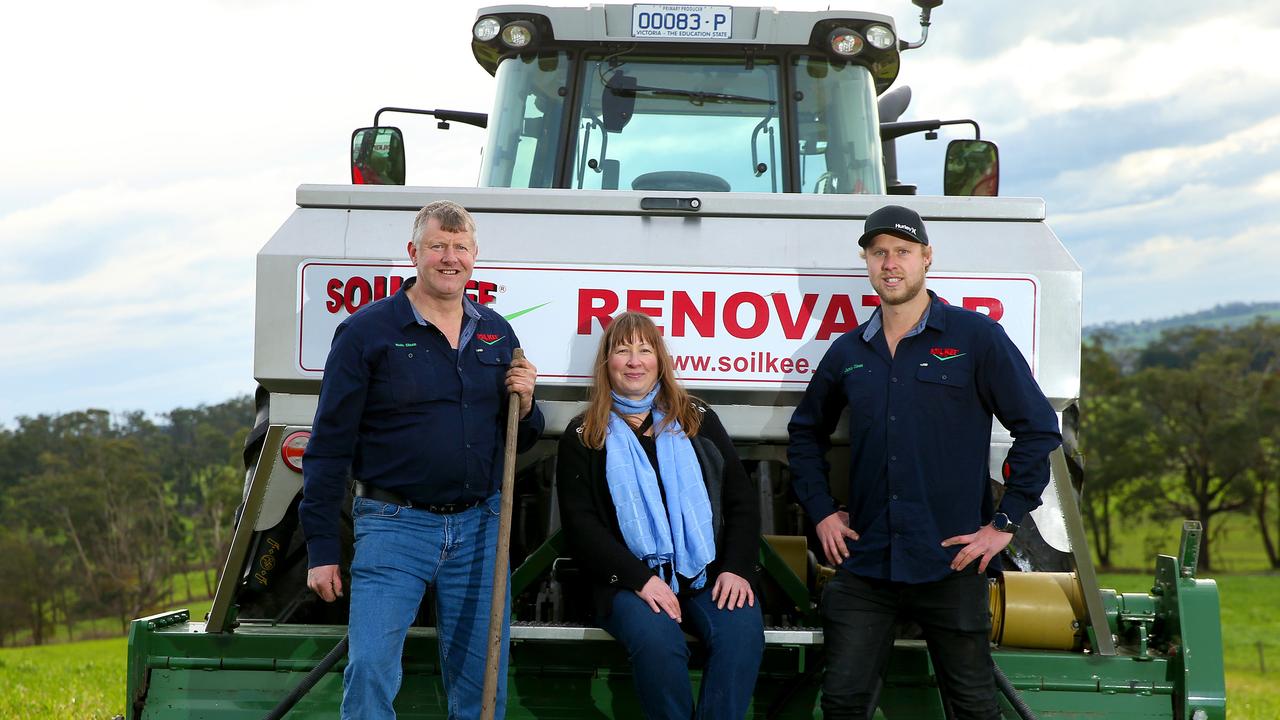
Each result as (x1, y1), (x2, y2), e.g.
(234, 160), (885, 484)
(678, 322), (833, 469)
(787, 291), (1061, 583)
(300, 277), (544, 568)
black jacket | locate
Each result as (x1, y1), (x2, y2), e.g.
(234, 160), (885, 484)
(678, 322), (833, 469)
(556, 403), (760, 618)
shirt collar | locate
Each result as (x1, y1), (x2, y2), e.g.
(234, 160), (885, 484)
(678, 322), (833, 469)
(396, 276), (481, 328)
(862, 289), (943, 342)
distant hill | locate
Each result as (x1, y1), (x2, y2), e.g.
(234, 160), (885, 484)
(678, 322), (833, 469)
(1084, 301), (1280, 351)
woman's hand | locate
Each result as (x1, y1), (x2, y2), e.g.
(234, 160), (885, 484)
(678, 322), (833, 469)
(711, 571), (755, 610)
(635, 575), (682, 623)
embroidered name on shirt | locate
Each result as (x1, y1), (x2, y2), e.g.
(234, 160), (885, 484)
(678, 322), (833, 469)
(930, 347), (966, 361)
(842, 363), (865, 375)
(476, 333), (506, 345)
(394, 342), (417, 348)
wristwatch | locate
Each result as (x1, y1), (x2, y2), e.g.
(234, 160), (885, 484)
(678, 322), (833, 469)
(992, 512), (1019, 534)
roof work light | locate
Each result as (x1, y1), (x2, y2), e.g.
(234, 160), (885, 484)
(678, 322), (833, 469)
(473, 17), (502, 42)
(828, 27), (865, 56)
(864, 23), (895, 50)
(500, 20), (536, 49)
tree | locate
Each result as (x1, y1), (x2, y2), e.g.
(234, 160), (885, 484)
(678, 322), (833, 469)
(188, 460), (244, 596)
(1254, 434), (1280, 569)
(12, 434), (177, 630)
(1243, 320), (1280, 568)
(0, 529), (60, 645)
(0, 400), (255, 644)
(1130, 339), (1259, 571)
(159, 397), (253, 589)
(1078, 340), (1149, 568)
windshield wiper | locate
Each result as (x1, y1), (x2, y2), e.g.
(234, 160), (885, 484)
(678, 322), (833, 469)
(624, 84), (776, 106)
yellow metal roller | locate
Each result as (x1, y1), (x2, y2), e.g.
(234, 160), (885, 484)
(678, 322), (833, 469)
(990, 571), (1087, 651)
(763, 534), (809, 584)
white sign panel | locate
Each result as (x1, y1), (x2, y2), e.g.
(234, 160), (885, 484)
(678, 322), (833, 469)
(297, 260), (1039, 389)
(632, 5), (732, 39)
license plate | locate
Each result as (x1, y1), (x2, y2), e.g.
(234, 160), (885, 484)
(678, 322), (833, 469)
(631, 5), (733, 40)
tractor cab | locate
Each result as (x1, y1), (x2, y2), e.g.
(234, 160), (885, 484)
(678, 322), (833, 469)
(354, 2), (997, 196)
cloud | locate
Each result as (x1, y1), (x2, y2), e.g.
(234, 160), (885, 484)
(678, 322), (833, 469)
(902, 10), (1280, 137)
(1045, 114), (1280, 210)
(0, 173), (279, 420)
(1083, 221), (1280, 323)
(0, 1), (494, 210)
(1257, 170), (1280, 197)
(1112, 224), (1280, 283)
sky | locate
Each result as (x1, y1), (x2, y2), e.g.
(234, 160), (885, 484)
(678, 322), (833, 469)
(2, 0), (1278, 424)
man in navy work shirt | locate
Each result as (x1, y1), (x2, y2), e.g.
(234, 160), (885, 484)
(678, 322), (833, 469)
(787, 205), (1061, 719)
(300, 200), (544, 720)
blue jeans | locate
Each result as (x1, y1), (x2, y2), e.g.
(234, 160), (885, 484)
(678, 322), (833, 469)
(342, 494), (510, 720)
(819, 569), (998, 720)
(600, 586), (764, 720)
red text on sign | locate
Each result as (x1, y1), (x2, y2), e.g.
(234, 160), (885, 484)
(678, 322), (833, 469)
(325, 276), (498, 314)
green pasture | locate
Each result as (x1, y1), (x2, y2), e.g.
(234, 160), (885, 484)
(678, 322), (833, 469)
(1097, 513), (1277, 573)
(0, 637), (125, 720)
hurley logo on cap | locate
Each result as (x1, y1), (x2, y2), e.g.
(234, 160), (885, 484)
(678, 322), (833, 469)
(859, 204), (930, 247)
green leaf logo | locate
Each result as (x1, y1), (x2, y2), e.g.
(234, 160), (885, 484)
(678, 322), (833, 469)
(502, 301), (551, 322)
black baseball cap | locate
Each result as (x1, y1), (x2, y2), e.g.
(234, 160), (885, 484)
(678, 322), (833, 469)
(858, 204), (929, 248)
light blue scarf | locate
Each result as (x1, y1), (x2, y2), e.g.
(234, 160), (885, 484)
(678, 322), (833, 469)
(605, 386), (716, 593)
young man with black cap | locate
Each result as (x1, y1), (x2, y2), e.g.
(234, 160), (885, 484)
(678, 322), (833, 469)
(787, 204), (1062, 718)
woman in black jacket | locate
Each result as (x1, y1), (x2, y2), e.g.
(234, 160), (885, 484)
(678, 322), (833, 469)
(556, 311), (764, 720)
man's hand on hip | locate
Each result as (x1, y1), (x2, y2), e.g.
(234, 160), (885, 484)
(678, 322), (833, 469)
(505, 356), (538, 418)
(816, 510), (858, 566)
(307, 564), (344, 602)
(941, 524), (1014, 573)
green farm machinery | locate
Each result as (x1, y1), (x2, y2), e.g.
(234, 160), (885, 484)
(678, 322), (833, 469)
(126, 2), (1225, 717)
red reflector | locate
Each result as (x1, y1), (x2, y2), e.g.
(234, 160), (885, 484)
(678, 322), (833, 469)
(281, 431), (311, 473)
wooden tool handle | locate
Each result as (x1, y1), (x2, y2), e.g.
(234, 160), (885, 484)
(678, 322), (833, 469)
(480, 347), (524, 720)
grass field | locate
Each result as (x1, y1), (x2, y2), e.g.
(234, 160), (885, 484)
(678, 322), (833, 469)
(1, 574), (1275, 718)
(0, 637), (125, 720)
(1096, 513), (1277, 573)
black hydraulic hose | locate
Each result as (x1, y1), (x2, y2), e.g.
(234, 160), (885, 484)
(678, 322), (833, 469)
(262, 634), (350, 720)
(993, 662), (1038, 720)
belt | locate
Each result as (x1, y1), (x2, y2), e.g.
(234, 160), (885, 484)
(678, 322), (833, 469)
(353, 481), (486, 515)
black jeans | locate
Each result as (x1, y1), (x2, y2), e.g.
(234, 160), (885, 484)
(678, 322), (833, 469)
(819, 569), (999, 720)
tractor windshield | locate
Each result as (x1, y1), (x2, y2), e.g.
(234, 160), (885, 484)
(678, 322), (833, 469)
(480, 52), (884, 194)
(571, 55), (782, 193)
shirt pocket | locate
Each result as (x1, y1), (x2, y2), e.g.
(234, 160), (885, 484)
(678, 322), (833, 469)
(473, 345), (511, 395)
(915, 363), (973, 415)
(915, 363), (971, 389)
(385, 347), (443, 405)
(840, 366), (878, 429)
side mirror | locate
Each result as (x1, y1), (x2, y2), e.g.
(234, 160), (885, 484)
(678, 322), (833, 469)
(943, 139), (998, 196)
(602, 73), (637, 133)
(351, 127), (406, 185)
